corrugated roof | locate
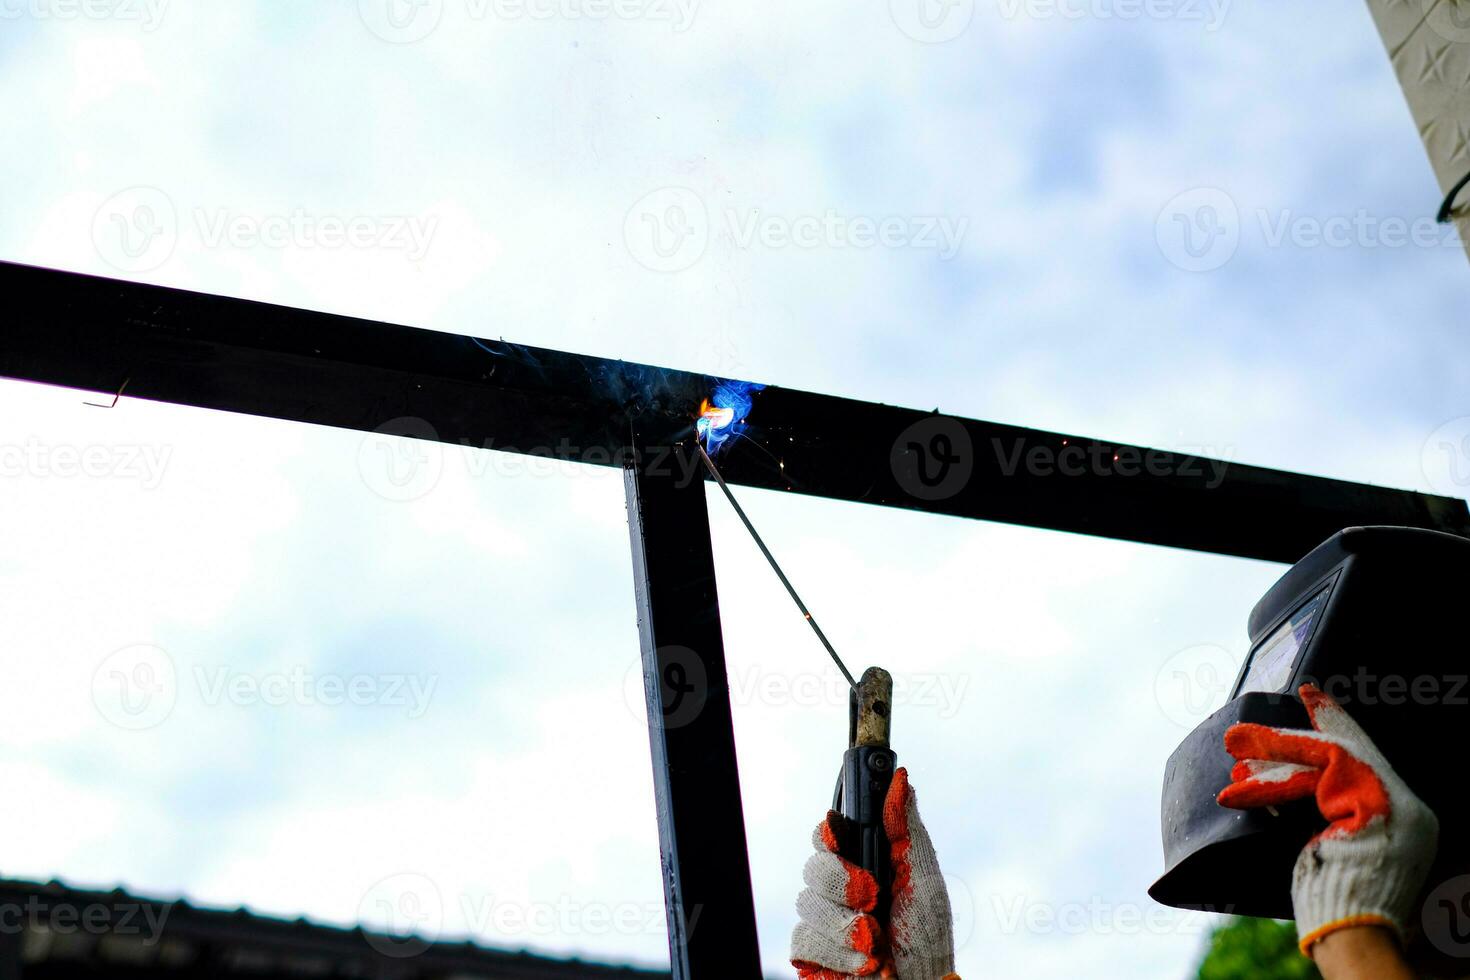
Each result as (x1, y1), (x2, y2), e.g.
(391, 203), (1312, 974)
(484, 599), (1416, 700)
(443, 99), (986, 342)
(0, 878), (670, 979)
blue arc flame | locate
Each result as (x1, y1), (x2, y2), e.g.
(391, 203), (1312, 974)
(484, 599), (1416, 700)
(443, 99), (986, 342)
(697, 380), (765, 453)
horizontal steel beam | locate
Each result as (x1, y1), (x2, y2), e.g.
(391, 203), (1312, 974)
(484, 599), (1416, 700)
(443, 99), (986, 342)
(3, 261), (1465, 563)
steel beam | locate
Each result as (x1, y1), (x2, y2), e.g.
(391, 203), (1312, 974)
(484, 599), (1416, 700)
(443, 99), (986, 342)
(624, 436), (761, 980)
(2, 261), (1464, 563)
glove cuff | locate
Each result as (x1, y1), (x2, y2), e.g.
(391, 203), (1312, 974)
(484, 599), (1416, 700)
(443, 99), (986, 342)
(1296, 914), (1399, 957)
(1292, 839), (1426, 954)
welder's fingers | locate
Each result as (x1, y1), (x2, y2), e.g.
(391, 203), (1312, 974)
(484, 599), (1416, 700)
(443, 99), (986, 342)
(804, 846), (880, 913)
(1222, 722), (1336, 770)
(1299, 684), (1374, 749)
(882, 766), (916, 845)
(1216, 758), (1321, 810)
(884, 767), (923, 903)
(1218, 716), (1394, 837)
(884, 767), (943, 892)
(792, 962), (865, 980)
(808, 815), (879, 914)
(792, 889), (882, 974)
(1218, 722), (1331, 809)
(814, 811), (852, 854)
(880, 768), (957, 980)
(792, 813), (885, 978)
(1309, 749), (1393, 840)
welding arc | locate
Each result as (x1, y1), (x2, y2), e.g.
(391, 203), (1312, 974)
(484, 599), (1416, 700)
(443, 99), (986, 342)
(696, 442), (860, 692)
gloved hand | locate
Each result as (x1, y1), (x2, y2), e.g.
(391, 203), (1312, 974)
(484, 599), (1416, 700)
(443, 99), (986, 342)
(1217, 684), (1439, 956)
(790, 767), (958, 980)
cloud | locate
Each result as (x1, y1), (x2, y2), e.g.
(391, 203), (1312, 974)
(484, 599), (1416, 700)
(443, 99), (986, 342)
(0, 3), (1464, 977)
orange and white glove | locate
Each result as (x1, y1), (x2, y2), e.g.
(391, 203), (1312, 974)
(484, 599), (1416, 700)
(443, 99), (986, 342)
(1217, 684), (1440, 956)
(790, 768), (958, 980)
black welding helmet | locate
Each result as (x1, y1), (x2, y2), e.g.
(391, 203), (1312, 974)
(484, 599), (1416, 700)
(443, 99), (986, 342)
(1150, 525), (1470, 920)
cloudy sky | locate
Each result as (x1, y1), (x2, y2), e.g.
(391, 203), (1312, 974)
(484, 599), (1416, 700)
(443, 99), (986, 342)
(1, 1), (1468, 978)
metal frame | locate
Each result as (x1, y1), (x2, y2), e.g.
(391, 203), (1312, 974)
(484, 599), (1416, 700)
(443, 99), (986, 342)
(5, 262), (1464, 563)
(3, 260), (1468, 978)
(625, 440), (762, 976)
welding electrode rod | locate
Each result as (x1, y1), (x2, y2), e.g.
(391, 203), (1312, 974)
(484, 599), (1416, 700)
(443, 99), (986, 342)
(696, 443), (860, 692)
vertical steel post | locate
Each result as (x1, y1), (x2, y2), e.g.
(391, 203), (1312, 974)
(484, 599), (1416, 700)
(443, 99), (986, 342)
(0, 925), (22, 980)
(624, 443), (762, 979)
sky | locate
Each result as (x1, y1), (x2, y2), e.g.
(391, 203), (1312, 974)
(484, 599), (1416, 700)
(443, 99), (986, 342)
(0, 2), (1468, 978)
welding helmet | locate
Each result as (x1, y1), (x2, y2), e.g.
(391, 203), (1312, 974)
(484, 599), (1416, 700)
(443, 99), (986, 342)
(1150, 525), (1470, 920)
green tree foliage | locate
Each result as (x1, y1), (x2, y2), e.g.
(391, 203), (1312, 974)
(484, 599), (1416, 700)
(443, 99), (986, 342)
(1196, 917), (1321, 980)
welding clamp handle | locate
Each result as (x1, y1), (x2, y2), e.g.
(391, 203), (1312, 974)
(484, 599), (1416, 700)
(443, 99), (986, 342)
(841, 743), (897, 927)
